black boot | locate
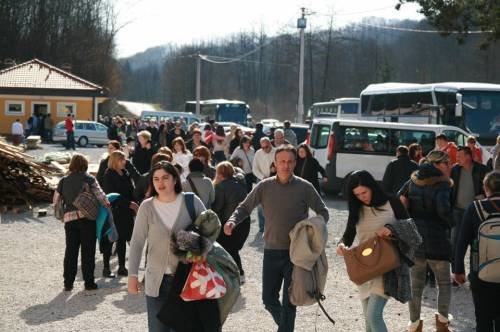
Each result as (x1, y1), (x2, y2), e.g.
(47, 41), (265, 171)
(117, 266), (128, 276)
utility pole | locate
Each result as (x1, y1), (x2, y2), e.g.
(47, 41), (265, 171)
(196, 53), (201, 116)
(297, 8), (307, 123)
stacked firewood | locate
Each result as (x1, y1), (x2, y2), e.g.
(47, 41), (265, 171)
(0, 141), (61, 208)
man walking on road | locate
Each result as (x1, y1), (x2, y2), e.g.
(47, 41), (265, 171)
(225, 144), (329, 332)
(65, 113), (76, 150)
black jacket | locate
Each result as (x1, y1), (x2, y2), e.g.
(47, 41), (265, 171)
(186, 139), (208, 153)
(132, 143), (158, 174)
(251, 130), (266, 151)
(382, 155), (418, 195)
(213, 175), (250, 251)
(102, 169), (136, 241)
(450, 162), (489, 207)
(96, 157), (141, 186)
(399, 163), (454, 261)
(294, 157), (326, 194)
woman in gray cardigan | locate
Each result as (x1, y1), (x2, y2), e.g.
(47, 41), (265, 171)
(128, 161), (205, 332)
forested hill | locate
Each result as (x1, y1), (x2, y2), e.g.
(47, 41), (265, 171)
(118, 18), (500, 121)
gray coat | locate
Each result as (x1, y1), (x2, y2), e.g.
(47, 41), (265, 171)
(383, 218), (423, 303)
(182, 171), (215, 208)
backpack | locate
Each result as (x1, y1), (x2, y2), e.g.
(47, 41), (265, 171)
(473, 199), (500, 283)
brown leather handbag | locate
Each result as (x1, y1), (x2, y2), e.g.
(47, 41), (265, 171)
(343, 236), (401, 285)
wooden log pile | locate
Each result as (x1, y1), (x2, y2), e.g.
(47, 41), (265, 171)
(0, 141), (62, 208)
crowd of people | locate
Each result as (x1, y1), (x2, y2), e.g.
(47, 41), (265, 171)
(51, 113), (500, 332)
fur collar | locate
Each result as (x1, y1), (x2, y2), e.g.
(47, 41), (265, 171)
(410, 164), (453, 188)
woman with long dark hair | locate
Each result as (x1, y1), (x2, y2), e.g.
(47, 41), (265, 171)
(337, 170), (412, 332)
(294, 143), (327, 194)
(230, 135), (255, 193)
(128, 161), (206, 331)
(229, 128), (243, 155)
(212, 125), (228, 164)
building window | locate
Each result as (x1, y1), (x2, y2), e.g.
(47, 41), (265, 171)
(57, 102), (77, 117)
(5, 101), (25, 116)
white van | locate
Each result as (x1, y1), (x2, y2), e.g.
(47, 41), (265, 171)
(140, 111), (200, 126)
(308, 118), (492, 194)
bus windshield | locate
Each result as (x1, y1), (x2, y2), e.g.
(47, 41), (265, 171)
(462, 90), (500, 144)
(185, 100), (249, 125)
(341, 103), (359, 114)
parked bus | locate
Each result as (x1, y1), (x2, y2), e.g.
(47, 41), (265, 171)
(185, 99), (251, 126)
(308, 118), (491, 194)
(360, 82), (500, 146)
(306, 98), (359, 121)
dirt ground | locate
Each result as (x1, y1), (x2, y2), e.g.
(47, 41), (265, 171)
(0, 144), (477, 331)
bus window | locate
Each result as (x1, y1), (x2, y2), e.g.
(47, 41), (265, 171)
(310, 124), (330, 148)
(399, 93), (417, 115)
(371, 95), (385, 116)
(414, 92), (433, 116)
(443, 130), (467, 146)
(385, 94), (399, 116)
(341, 103), (358, 114)
(391, 129), (436, 155)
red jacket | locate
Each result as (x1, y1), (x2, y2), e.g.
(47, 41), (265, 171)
(441, 142), (457, 165)
(65, 118), (74, 133)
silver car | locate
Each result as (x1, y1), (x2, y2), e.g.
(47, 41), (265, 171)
(52, 120), (108, 147)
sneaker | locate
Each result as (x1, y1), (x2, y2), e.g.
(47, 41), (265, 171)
(84, 282), (98, 291)
(240, 275), (246, 284)
(103, 268), (116, 278)
(64, 285), (73, 292)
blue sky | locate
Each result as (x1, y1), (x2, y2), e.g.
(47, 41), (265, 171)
(114, 0), (424, 58)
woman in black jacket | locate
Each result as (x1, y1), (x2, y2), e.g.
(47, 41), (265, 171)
(102, 151), (139, 277)
(398, 150), (454, 332)
(212, 161), (250, 283)
(132, 130), (158, 174)
(294, 143), (327, 194)
(96, 140), (141, 187)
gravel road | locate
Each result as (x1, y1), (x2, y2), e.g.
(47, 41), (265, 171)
(0, 144), (476, 331)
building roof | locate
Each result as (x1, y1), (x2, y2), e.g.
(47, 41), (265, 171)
(0, 58), (103, 91)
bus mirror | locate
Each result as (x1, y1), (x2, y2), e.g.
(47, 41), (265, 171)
(455, 93), (463, 117)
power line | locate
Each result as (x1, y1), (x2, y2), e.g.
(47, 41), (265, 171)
(357, 22), (493, 34)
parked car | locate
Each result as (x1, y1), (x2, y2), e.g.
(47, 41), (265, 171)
(52, 120), (108, 147)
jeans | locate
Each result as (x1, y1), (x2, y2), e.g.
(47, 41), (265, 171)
(63, 219), (96, 287)
(146, 275), (174, 332)
(258, 205), (265, 232)
(409, 257), (451, 323)
(213, 150), (226, 164)
(262, 249), (296, 332)
(451, 208), (465, 268)
(66, 131), (75, 150)
(361, 294), (388, 332)
(470, 274), (500, 331)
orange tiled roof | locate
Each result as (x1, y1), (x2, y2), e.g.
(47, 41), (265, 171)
(0, 58), (103, 91)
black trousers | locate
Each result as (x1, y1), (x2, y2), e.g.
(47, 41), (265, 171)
(470, 274), (500, 331)
(102, 238), (127, 268)
(63, 219), (96, 287)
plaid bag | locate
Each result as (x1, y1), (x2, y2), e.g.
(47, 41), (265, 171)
(73, 183), (100, 220)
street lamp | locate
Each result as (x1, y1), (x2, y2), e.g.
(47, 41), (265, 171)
(297, 8), (306, 123)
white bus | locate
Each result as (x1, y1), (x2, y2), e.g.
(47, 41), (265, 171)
(306, 98), (360, 121)
(360, 82), (500, 146)
(140, 111), (200, 127)
(308, 118), (491, 194)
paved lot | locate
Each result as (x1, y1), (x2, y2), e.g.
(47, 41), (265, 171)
(0, 144), (476, 331)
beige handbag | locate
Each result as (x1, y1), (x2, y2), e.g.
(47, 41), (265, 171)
(343, 236), (401, 285)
